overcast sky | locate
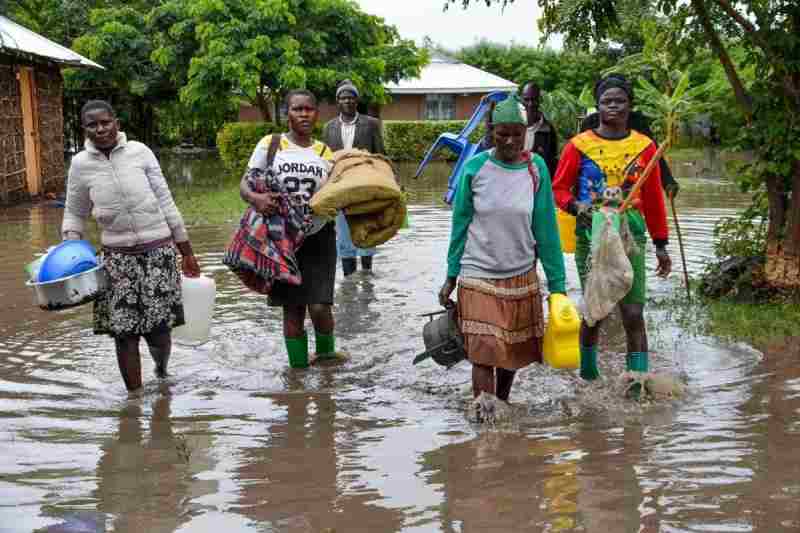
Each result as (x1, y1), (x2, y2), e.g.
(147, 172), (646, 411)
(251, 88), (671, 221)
(353, 0), (554, 50)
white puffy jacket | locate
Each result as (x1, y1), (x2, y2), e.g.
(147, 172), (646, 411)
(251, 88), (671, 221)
(62, 133), (189, 247)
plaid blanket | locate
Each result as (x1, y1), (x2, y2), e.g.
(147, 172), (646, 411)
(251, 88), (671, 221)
(223, 167), (312, 294)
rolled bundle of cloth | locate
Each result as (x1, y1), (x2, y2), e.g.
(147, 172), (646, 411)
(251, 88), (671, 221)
(310, 149), (406, 248)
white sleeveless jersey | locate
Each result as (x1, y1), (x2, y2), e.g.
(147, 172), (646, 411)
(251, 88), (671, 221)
(247, 134), (333, 234)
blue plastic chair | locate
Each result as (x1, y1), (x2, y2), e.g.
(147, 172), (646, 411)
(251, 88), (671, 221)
(414, 91), (510, 204)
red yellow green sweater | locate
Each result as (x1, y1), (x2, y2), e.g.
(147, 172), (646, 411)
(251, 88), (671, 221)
(552, 129), (669, 246)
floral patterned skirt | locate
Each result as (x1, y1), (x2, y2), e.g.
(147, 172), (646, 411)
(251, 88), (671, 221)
(94, 244), (185, 338)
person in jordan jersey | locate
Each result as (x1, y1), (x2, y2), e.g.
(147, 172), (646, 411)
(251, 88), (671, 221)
(240, 89), (339, 368)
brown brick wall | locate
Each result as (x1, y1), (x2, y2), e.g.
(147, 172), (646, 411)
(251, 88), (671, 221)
(0, 59), (26, 204)
(35, 64), (65, 197)
(456, 94), (483, 120)
(239, 101), (353, 124)
(381, 95), (425, 120)
(238, 92), (493, 124)
(0, 57), (66, 204)
(238, 104), (264, 122)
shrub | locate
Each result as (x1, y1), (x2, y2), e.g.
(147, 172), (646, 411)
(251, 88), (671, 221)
(217, 120), (487, 172)
(383, 120), (486, 162)
(217, 122), (284, 173)
(711, 193), (768, 261)
(695, 192), (771, 301)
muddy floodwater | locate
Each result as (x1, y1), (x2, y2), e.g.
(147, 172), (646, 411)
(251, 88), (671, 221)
(1, 157), (798, 532)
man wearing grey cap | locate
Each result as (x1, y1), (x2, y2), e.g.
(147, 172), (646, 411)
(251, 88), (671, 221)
(322, 79), (387, 276)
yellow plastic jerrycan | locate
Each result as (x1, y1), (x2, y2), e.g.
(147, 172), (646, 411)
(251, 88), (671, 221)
(557, 209), (576, 254)
(543, 293), (580, 369)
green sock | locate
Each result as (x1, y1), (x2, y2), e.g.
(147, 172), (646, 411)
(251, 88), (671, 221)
(580, 345), (600, 381)
(625, 352), (649, 400)
(315, 332), (336, 359)
(285, 333), (309, 368)
(626, 352), (649, 373)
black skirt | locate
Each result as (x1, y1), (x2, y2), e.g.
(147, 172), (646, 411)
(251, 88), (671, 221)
(268, 222), (337, 306)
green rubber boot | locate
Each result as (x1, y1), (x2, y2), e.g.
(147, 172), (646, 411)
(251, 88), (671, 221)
(314, 332), (339, 361)
(626, 351), (649, 373)
(314, 333), (348, 363)
(285, 333), (309, 369)
(626, 351), (649, 399)
(580, 345), (600, 381)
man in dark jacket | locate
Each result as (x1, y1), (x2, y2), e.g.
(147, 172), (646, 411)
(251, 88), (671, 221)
(322, 80), (386, 276)
(520, 81), (559, 177)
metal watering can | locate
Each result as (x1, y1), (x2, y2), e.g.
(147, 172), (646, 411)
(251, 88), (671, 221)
(412, 307), (466, 369)
(414, 91), (510, 204)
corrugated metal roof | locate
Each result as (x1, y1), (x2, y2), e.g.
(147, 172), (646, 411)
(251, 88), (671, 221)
(0, 15), (103, 69)
(386, 54), (516, 95)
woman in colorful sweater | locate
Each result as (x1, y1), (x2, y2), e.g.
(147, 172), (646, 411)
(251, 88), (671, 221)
(439, 94), (566, 402)
(552, 76), (671, 385)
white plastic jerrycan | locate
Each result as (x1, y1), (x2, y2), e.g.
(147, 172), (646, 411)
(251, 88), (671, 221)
(173, 275), (216, 346)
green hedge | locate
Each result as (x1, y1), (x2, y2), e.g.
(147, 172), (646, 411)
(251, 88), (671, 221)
(217, 122), (281, 174)
(217, 122), (325, 173)
(217, 120), (486, 172)
(383, 120), (485, 162)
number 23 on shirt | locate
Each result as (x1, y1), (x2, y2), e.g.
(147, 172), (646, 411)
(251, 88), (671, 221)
(246, 134), (333, 234)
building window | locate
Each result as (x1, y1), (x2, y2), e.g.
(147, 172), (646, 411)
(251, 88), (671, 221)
(425, 94), (456, 120)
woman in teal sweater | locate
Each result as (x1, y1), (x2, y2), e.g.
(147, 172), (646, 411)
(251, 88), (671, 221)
(439, 94), (566, 402)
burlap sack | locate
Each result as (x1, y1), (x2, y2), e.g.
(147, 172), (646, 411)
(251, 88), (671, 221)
(310, 149), (401, 216)
(348, 201), (407, 248)
(310, 149), (406, 247)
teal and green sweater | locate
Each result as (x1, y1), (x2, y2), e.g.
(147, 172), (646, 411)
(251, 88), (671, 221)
(446, 150), (566, 294)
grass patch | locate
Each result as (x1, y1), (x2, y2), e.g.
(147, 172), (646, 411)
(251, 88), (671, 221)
(653, 289), (800, 346)
(704, 298), (800, 343)
(170, 174), (245, 226)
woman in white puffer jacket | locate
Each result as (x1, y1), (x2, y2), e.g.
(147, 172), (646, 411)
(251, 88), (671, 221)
(62, 100), (200, 392)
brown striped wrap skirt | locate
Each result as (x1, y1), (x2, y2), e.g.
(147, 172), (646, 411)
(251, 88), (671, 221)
(457, 268), (544, 370)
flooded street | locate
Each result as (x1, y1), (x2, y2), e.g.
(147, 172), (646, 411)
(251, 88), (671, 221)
(1, 158), (798, 532)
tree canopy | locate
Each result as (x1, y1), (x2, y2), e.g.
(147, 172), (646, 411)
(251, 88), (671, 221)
(3, 0), (427, 142)
(454, 41), (613, 98)
(156, 0), (427, 122)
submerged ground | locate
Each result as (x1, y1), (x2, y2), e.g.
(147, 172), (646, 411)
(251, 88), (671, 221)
(0, 155), (797, 532)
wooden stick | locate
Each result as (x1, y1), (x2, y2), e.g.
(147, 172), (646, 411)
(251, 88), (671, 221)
(617, 140), (670, 213)
(670, 192), (692, 300)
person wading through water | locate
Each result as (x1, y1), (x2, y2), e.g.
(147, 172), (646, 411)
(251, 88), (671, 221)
(322, 79), (387, 276)
(552, 76), (672, 392)
(439, 94), (566, 402)
(520, 81), (559, 178)
(62, 100), (201, 392)
(241, 89), (341, 368)
(580, 74), (680, 199)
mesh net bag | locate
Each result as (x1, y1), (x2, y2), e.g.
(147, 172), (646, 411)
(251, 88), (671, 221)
(584, 208), (634, 326)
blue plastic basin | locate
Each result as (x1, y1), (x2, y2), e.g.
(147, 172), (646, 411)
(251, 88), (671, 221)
(37, 240), (99, 282)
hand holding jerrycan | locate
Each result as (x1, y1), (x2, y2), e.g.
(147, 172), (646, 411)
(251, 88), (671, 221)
(172, 275), (216, 346)
(542, 293), (580, 369)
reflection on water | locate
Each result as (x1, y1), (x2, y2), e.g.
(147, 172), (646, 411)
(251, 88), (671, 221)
(1, 156), (798, 532)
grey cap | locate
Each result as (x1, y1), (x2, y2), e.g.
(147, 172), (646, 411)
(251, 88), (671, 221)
(336, 81), (359, 99)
